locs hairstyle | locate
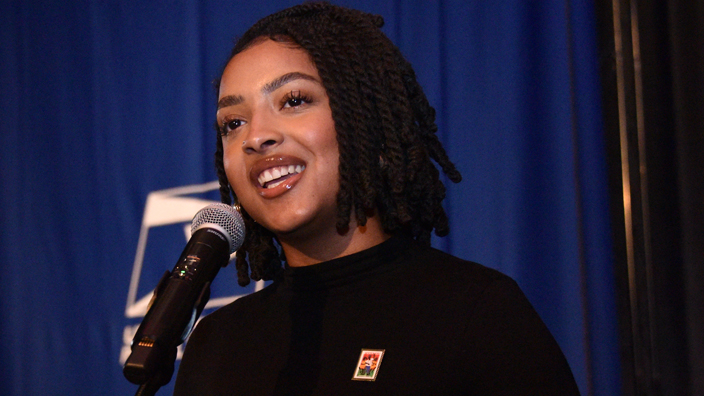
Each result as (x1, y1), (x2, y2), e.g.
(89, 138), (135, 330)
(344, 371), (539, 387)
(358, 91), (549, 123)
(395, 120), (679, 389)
(214, 2), (462, 286)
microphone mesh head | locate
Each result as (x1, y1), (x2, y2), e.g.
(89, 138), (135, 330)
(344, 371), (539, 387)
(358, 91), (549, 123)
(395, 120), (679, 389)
(191, 203), (246, 254)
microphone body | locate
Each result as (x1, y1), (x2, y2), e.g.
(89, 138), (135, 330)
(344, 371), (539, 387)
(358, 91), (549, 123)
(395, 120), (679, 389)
(123, 204), (245, 386)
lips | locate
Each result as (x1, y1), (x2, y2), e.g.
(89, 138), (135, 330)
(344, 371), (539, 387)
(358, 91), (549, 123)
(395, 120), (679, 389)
(250, 156), (306, 197)
(258, 164), (306, 188)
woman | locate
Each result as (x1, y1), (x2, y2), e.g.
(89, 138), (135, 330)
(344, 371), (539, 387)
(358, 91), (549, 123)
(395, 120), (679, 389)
(174, 3), (579, 395)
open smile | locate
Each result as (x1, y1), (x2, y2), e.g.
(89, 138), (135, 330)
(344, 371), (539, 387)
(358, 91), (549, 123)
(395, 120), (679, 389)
(250, 156), (307, 198)
(258, 164), (306, 188)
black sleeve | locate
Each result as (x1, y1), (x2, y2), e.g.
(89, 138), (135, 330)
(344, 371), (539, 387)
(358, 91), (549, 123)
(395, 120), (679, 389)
(462, 276), (581, 395)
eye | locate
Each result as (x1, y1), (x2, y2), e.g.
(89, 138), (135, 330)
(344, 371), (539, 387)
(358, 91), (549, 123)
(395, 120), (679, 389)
(220, 117), (244, 136)
(281, 90), (312, 109)
(286, 97), (304, 107)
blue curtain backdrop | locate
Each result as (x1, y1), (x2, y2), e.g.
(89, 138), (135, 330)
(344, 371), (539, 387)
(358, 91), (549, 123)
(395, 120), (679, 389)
(0, 0), (619, 395)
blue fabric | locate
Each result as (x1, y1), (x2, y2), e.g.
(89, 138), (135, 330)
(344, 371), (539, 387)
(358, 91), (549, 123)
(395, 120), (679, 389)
(0, 0), (620, 394)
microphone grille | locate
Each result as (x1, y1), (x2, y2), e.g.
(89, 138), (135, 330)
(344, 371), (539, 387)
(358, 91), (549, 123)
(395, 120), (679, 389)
(191, 203), (246, 254)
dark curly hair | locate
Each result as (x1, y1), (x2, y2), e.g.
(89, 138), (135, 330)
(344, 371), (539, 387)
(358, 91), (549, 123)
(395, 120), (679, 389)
(214, 2), (462, 286)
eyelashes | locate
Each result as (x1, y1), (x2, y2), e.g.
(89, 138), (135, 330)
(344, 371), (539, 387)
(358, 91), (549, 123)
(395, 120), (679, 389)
(218, 90), (314, 137)
(219, 117), (243, 137)
(280, 90), (313, 109)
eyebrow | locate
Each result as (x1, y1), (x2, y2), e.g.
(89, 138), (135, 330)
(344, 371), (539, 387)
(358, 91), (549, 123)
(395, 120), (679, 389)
(217, 94), (244, 110)
(217, 71), (320, 110)
(262, 72), (320, 95)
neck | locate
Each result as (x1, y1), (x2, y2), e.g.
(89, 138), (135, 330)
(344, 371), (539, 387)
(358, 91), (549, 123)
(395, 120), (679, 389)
(278, 216), (390, 267)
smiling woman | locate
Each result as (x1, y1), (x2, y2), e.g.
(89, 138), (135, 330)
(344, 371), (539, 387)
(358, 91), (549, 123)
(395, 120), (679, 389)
(216, 39), (353, 264)
(173, 2), (580, 395)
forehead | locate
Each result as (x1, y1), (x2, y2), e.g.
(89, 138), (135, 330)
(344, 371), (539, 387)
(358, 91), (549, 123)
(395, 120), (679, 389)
(219, 39), (319, 96)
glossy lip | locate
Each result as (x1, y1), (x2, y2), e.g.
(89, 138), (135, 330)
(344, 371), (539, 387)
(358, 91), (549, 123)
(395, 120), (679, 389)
(249, 155), (306, 198)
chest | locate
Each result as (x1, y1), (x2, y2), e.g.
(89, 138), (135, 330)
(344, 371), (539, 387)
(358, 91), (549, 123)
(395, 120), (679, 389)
(213, 290), (473, 395)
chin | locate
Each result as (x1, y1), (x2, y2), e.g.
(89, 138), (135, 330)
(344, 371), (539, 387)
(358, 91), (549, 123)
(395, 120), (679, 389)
(267, 213), (339, 241)
(241, 196), (339, 238)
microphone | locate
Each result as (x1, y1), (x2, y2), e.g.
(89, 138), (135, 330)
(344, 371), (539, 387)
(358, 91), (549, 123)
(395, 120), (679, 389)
(123, 203), (245, 386)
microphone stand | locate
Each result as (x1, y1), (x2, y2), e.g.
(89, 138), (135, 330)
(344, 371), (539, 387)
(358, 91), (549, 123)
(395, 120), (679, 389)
(133, 346), (176, 396)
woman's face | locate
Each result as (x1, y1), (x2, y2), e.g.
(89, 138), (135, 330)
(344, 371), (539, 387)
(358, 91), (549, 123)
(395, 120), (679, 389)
(217, 39), (340, 241)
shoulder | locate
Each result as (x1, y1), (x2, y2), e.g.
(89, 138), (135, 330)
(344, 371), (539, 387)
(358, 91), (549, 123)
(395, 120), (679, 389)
(400, 242), (518, 300)
(383, 242), (536, 331)
(194, 279), (283, 332)
(175, 280), (286, 392)
(407, 244), (555, 335)
(404, 245), (579, 393)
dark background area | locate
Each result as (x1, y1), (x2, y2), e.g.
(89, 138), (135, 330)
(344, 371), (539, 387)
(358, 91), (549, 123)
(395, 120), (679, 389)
(596, 0), (704, 394)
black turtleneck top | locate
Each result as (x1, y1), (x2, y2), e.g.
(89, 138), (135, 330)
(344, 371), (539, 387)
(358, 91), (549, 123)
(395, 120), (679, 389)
(173, 236), (580, 395)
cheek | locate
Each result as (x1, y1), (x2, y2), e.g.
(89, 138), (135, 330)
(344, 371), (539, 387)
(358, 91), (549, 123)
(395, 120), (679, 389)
(315, 119), (339, 161)
(317, 132), (341, 195)
(222, 146), (247, 192)
(324, 130), (340, 171)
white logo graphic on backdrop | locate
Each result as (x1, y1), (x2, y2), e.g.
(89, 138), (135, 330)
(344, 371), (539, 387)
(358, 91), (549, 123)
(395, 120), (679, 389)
(120, 181), (263, 364)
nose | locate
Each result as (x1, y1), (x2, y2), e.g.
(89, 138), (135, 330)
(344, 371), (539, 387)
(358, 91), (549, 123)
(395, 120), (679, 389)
(241, 112), (283, 154)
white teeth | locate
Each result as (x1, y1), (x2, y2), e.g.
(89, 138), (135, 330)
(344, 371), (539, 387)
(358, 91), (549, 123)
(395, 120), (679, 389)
(258, 170), (272, 186)
(267, 179), (287, 189)
(257, 165), (306, 187)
